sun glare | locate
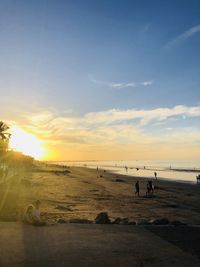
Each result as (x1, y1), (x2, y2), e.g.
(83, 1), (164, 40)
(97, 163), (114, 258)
(9, 127), (45, 160)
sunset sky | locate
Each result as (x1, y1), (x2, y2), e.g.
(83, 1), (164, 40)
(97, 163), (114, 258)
(1, 0), (200, 160)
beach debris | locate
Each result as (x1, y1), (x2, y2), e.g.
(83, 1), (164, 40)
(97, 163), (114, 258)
(170, 220), (187, 226)
(112, 217), (129, 225)
(55, 205), (73, 211)
(115, 178), (125, 183)
(69, 218), (93, 224)
(95, 212), (111, 224)
(136, 219), (151, 225)
(128, 221), (136, 225)
(57, 219), (66, 224)
(151, 218), (170, 225)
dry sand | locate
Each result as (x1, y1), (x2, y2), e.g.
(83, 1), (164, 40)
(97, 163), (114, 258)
(0, 163), (200, 266)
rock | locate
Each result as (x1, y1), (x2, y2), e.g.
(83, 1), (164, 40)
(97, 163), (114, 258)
(170, 220), (186, 226)
(152, 218), (170, 225)
(112, 217), (129, 225)
(120, 218), (129, 225)
(112, 217), (122, 224)
(95, 212), (111, 224)
(57, 219), (66, 224)
(69, 218), (93, 224)
(137, 219), (151, 225)
(128, 221), (136, 225)
(115, 179), (125, 183)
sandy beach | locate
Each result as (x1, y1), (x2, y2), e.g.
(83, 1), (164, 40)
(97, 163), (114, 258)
(0, 163), (200, 266)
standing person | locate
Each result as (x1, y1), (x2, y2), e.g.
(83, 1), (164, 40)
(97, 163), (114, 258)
(125, 166), (128, 173)
(135, 181), (140, 196)
(97, 166), (99, 178)
(154, 172), (157, 179)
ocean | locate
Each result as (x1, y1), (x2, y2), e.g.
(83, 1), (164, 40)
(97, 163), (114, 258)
(53, 160), (200, 184)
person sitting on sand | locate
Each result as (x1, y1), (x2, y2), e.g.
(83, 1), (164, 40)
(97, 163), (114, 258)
(32, 200), (46, 226)
(23, 205), (34, 224)
(135, 181), (140, 196)
(24, 200), (46, 226)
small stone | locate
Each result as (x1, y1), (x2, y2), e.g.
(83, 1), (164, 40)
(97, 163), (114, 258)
(69, 218), (93, 224)
(128, 221), (136, 225)
(152, 218), (169, 225)
(95, 212), (111, 224)
(170, 220), (186, 226)
(57, 219), (66, 224)
(137, 219), (151, 225)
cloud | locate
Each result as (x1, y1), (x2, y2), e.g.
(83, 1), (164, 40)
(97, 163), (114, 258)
(165, 24), (200, 48)
(84, 105), (200, 126)
(8, 104), (200, 160)
(89, 76), (153, 89)
(140, 80), (154, 86)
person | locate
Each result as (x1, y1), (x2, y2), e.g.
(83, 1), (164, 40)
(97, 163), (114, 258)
(24, 200), (46, 226)
(32, 200), (46, 226)
(154, 172), (157, 179)
(97, 166), (100, 178)
(125, 166), (128, 173)
(135, 181), (140, 196)
(196, 174), (200, 184)
(146, 180), (154, 197)
(23, 205), (34, 224)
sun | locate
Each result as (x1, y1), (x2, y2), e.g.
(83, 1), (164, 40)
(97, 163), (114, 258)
(9, 127), (45, 160)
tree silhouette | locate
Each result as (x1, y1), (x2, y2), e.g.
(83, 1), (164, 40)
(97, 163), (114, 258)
(0, 121), (11, 153)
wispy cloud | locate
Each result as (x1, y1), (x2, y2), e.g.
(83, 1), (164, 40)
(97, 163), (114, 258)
(89, 76), (153, 89)
(84, 105), (200, 126)
(140, 80), (154, 86)
(165, 24), (200, 48)
(13, 105), (200, 143)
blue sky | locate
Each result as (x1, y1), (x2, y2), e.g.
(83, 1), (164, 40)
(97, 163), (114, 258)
(0, 0), (200, 160)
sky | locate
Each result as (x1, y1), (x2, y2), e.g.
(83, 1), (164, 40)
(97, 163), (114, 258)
(0, 0), (200, 160)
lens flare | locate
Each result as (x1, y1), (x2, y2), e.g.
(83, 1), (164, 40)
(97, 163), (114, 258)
(9, 127), (45, 159)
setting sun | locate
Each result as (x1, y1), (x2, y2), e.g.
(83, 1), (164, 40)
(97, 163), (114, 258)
(9, 127), (45, 160)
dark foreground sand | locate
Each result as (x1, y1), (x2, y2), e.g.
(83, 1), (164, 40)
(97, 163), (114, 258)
(0, 222), (200, 267)
(0, 163), (200, 266)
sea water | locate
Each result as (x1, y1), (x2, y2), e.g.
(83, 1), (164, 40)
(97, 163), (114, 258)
(54, 160), (200, 184)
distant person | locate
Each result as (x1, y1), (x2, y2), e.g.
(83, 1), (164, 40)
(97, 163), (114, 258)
(146, 180), (154, 197)
(136, 168), (139, 171)
(196, 174), (200, 184)
(125, 166), (128, 173)
(97, 166), (99, 178)
(135, 181), (140, 196)
(154, 172), (157, 179)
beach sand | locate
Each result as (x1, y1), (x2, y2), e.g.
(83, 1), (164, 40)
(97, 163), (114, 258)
(0, 163), (200, 266)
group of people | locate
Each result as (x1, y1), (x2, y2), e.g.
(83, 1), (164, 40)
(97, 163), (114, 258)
(23, 200), (46, 226)
(135, 180), (154, 197)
